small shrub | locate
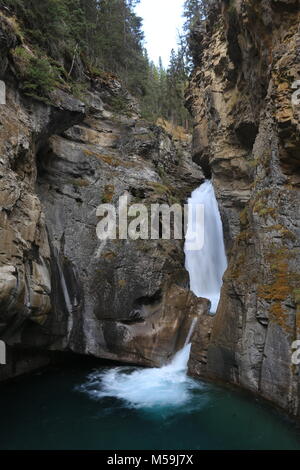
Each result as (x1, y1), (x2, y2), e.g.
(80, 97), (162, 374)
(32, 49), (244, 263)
(107, 95), (131, 116)
(22, 56), (59, 101)
(71, 81), (88, 100)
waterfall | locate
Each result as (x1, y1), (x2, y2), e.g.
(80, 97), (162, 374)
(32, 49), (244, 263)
(77, 343), (203, 411)
(77, 180), (227, 409)
(184, 180), (227, 313)
(77, 317), (202, 411)
(184, 317), (198, 346)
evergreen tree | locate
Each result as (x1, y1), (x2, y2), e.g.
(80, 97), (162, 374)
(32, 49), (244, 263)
(183, 0), (208, 32)
(182, 0), (209, 66)
(0, 0), (193, 130)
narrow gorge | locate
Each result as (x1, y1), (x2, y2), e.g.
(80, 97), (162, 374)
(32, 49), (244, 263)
(0, 0), (299, 452)
(187, 0), (300, 418)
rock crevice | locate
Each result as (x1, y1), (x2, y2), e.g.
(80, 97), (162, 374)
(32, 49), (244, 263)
(187, 0), (300, 417)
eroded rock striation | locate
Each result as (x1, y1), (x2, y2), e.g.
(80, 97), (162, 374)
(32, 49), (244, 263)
(188, 0), (300, 416)
(0, 12), (207, 379)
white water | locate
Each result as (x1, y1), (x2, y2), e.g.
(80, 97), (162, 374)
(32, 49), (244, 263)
(184, 180), (227, 313)
(78, 284), (203, 412)
(78, 180), (226, 410)
(77, 343), (205, 411)
(184, 317), (198, 346)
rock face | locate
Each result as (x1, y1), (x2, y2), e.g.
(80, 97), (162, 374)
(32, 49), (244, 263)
(36, 93), (205, 366)
(187, 0), (300, 416)
(0, 12), (206, 379)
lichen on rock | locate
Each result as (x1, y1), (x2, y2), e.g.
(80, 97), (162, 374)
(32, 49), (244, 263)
(187, 0), (300, 417)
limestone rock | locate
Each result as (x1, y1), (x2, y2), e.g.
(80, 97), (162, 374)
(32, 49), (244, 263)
(187, 0), (300, 417)
(0, 12), (204, 377)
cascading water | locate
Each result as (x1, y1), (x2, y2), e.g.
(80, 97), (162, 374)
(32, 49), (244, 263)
(77, 181), (227, 412)
(184, 180), (227, 313)
(77, 321), (202, 412)
(14, 178), (299, 449)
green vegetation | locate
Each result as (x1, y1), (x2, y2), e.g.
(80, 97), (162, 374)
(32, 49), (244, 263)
(182, 0), (209, 64)
(1, 0), (208, 126)
(258, 248), (300, 333)
(141, 53), (191, 128)
(22, 56), (60, 101)
(141, 1), (209, 126)
(101, 185), (115, 203)
(2, 0), (148, 95)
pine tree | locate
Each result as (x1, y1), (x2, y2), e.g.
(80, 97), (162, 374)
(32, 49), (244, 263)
(1, 0), (193, 129)
(182, 0), (209, 66)
(183, 0), (208, 32)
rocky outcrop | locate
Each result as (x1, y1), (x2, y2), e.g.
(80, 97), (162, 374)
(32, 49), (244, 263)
(36, 80), (205, 367)
(0, 11), (206, 379)
(187, 0), (300, 416)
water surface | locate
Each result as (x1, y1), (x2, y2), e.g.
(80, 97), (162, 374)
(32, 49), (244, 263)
(0, 353), (299, 450)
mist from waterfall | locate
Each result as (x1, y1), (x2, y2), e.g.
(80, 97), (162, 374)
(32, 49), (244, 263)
(77, 180), (227, 412)
(77, 343), (204, 413)
(184, 180), (227, 313)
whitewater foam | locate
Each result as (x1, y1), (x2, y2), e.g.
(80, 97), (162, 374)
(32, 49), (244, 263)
(77, 344), (205, 411)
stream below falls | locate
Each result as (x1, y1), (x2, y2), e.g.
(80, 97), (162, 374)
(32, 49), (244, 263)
(0, 355), (300, 450)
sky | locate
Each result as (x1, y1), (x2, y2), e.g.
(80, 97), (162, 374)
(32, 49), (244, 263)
(135, 0), (185, 68)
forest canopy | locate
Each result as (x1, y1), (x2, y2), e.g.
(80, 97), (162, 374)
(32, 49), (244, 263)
(0, 0), (207, 128)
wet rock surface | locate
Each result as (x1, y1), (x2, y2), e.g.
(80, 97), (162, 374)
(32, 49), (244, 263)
(187, 0), (300, 416)
(0, 13), (206, 377)
(36, 87), (205, 367)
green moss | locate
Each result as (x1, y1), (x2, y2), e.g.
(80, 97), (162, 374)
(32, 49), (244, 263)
(88, 64), (107, 79)
(168, 195), (181, 205)
(70, 81), (88, 101)
(258, 207), (276, 218)
(252, 193), (276, 219)
(258, 248), (300, 333)
(227, 252), (246, 280)
(239, 208), (249, 227)
(261, 151), (271, 168)
(13, 45), (31, 61)
(107, 95), (132, 117)
(228, 0), (237, 17)
(253, 200), (265, 213)
(157, 165), (167, 180)
(262, 224), (296, 240)
(236, 229), (253, 243)
(70, 178), (89, 187)
(148, 182), (172, 195)
(249, 158), (259, 168)
(101, 185), (115, 203)
(293, 289), (300, 305)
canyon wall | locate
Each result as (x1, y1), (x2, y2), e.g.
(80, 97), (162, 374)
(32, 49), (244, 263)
(1, 0), (300, 422)
(0, 11), (208, 380)
(188, 0), (300, 416)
